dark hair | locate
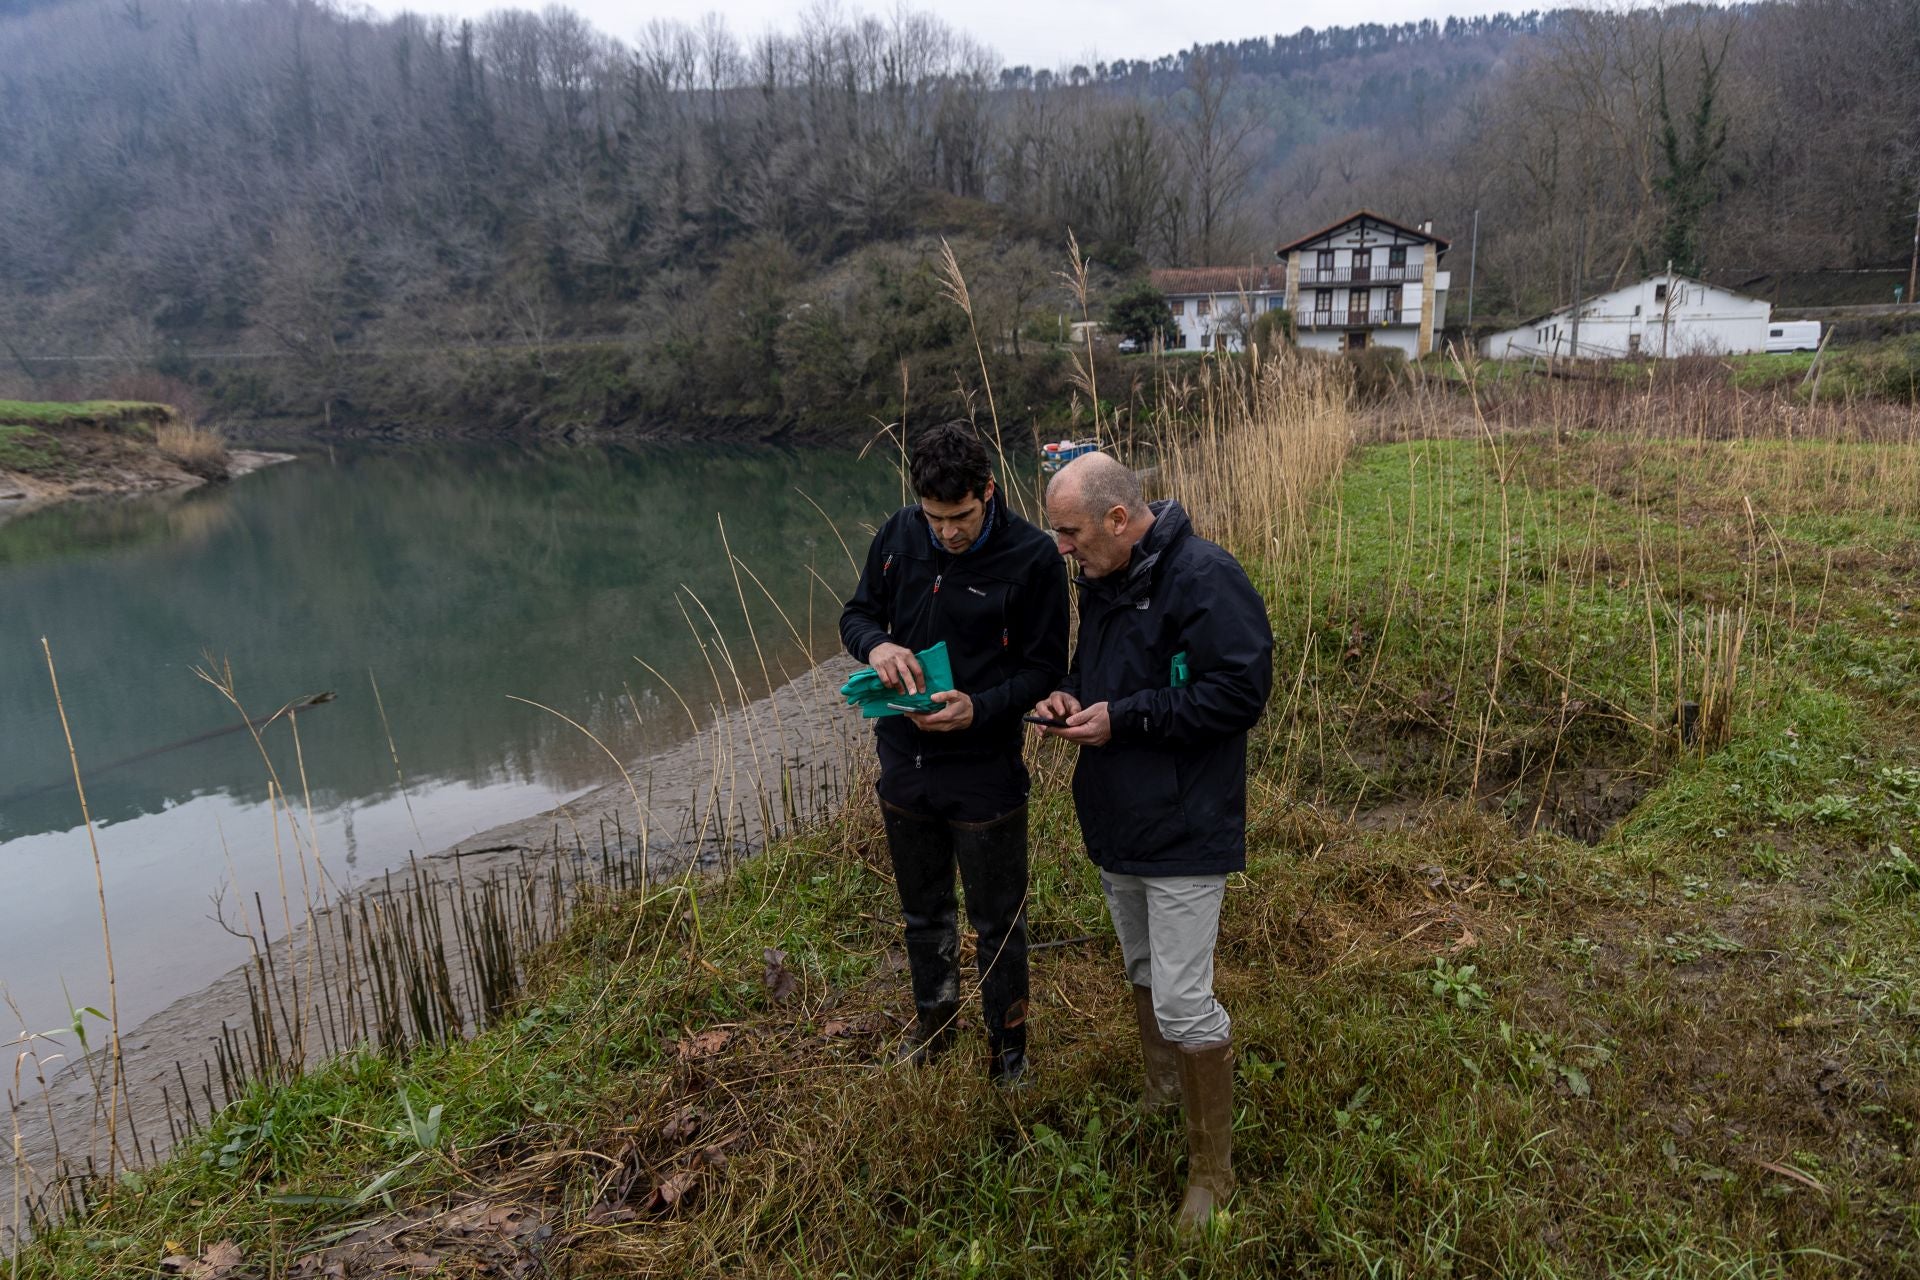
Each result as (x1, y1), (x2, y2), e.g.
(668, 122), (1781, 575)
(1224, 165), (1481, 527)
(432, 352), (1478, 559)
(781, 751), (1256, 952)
(907, 420), (992, 503)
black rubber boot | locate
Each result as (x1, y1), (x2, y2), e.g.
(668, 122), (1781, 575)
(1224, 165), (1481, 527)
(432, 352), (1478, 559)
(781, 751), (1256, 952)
(883, 798), (961, 1065)
(953, 804), (1031, 1084)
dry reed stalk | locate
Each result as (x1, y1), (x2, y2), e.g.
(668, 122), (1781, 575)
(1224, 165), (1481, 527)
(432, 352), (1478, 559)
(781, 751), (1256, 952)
(1055, 230), (1103, 446)
(719, 515), (791, 771)
(37, 640), (126, 1184)
(504, 697), (653, 898)
(1154, 352), (1351, 562)
(369, 669), (427, 852)
(934, 240), (1012, 494)
(154, 420), (227, 472)
(1681, 606), (1748, 755)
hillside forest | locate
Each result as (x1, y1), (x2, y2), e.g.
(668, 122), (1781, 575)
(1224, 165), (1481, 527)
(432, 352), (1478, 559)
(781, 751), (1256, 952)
(0, 0), (1915, 430)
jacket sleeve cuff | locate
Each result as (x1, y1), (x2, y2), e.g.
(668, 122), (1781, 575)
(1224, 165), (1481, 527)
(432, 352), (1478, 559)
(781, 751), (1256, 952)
(1105, 693), (1160, 744)
(845, 628), (887, 664)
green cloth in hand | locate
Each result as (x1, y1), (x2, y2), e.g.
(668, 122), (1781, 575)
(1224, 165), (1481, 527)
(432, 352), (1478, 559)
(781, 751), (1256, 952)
(840, 641), (954, 718)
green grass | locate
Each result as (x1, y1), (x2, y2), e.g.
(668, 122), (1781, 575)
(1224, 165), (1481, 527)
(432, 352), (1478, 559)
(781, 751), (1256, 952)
(0, 399), (171, 441)
(0, 423), (59, 474)
(1456, 343), (1918, 404)
(1728, 350), (1817, 388)
(12, 430), (1920, 1277)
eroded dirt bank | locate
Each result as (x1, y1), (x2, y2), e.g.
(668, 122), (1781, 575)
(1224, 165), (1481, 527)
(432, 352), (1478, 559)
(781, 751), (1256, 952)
(0, 400), (292, 525)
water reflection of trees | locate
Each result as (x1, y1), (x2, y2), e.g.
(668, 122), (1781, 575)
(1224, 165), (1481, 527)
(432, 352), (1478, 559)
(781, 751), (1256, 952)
(0, 444), (893, 840)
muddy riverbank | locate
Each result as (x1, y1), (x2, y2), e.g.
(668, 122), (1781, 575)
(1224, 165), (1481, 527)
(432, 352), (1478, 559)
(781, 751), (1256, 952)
(0, 434), (292, 527)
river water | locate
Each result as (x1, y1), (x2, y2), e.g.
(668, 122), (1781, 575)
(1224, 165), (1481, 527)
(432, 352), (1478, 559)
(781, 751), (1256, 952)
(0, 442), (899, 1057)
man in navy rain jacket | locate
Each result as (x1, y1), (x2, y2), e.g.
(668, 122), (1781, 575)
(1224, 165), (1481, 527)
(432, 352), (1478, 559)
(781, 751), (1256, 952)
(1034, 450), (1273, 1228)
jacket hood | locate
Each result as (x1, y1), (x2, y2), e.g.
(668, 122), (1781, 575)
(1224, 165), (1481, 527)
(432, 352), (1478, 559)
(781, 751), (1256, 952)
(1081, 498), (1192, 601)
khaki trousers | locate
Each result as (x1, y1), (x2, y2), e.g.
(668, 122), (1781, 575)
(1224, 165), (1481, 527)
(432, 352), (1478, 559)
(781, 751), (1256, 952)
(1099, 870), (1230, 1045)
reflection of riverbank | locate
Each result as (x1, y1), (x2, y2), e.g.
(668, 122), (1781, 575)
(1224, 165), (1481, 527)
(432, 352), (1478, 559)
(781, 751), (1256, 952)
(8, 655), (869, 1217)
(0, 446), (292, 528)
(2, 443), (888, 841)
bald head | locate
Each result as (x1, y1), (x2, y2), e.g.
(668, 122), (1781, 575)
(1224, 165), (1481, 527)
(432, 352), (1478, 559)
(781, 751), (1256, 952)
(1047, 451), (1143, 524)
(1045, 451), (1154, 578)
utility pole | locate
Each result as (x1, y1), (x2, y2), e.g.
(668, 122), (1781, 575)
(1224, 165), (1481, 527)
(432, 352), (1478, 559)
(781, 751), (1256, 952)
(1465, 207), (1480, 330)
(1662, 258), (1675, 359)
(1568, 202), (1589, 359)
(1908, 194), (1919, 308)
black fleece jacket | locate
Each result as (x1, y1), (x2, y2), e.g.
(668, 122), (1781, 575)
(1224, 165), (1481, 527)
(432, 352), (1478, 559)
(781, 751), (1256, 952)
(840, 490), (1070, 765)
(1062, 500), (1274, 876)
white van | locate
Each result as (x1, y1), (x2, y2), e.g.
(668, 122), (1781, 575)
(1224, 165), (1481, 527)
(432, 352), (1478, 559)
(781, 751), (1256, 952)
(1766, 320), (1821, 353)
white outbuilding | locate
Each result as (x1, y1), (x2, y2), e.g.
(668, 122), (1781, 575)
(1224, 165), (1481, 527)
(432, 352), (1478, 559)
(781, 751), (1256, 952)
(1480, 273), (1773, 359)
(1151, 266), (1289, 352)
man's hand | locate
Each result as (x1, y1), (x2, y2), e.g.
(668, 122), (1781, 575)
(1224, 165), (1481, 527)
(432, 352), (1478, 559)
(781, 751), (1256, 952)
(909, 689), (973, 732)
(1031, 691), (1082, 726)
(868, 642), (924, 694)
(1052, 700), (1111, 747)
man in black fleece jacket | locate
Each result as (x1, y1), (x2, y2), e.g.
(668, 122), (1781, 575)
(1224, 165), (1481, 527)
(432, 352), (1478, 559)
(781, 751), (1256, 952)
(840, 421), (1069, 1081)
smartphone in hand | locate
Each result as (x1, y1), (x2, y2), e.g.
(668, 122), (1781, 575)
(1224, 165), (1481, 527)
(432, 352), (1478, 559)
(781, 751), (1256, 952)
(1022, 713), (1071, 728)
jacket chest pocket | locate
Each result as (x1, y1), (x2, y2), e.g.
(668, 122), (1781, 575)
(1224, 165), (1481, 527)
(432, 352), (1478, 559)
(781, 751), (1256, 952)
(937, 578), (1011, 644)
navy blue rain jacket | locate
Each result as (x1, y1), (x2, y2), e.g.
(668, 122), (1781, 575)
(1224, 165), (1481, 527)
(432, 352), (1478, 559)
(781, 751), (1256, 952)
(1061, 500), (1274, 876)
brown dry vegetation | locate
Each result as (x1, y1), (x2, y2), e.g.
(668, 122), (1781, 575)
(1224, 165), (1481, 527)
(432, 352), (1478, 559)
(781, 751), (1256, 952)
(154, 420), (230, 480)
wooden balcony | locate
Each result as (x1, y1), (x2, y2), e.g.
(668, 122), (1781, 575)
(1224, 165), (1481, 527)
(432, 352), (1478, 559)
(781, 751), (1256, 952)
(1294, 265), (1422, 286)
(1302, 308), (1407, 329)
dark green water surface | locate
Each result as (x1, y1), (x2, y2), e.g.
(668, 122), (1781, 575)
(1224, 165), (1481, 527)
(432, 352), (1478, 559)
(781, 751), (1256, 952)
(0, 443), (898, 1045)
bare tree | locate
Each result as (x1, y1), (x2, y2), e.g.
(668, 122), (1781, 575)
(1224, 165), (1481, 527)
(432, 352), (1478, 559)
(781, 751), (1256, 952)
(1172, 51), (1258, 262)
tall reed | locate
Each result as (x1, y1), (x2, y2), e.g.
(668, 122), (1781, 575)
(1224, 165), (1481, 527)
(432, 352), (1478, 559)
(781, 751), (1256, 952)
(37, 641), (125, 1183)
(1153, 351), (1353, 561)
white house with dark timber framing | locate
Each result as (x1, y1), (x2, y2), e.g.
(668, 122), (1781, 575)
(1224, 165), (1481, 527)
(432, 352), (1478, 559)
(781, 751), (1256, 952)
(1479, 273), (1773, 359)
(1277, 211), (1451, 357)
(1150, 265), (1288, 352)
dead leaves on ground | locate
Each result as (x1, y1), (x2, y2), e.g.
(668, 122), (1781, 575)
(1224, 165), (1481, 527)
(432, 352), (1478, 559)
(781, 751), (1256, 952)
(762, 947), (799, 1002)
(587, 1117), (747, 1224)
(161, 1240), (245, 1278)
(288, 1199), (549, 1278)
(674, 1027), (733, 1060)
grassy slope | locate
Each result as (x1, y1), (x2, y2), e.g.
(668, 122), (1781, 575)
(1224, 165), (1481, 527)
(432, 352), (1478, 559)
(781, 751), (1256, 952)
(14, 435), (1920, 1277)
(1453, 338), (1920, 404)
(0, 400), (176, 477)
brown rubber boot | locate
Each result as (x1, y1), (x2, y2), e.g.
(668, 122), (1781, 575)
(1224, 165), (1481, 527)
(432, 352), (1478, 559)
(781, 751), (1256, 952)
(1131, 985), (1182, 1113)
(1175, 1039), (1235, 1232)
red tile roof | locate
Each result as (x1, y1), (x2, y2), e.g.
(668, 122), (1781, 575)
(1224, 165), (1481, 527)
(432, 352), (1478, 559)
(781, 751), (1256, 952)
(1149, 265), (1287, 297)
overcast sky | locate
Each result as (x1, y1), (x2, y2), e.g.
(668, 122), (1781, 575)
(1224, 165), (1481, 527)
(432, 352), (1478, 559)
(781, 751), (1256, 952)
(356, 0), (1537, 70)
